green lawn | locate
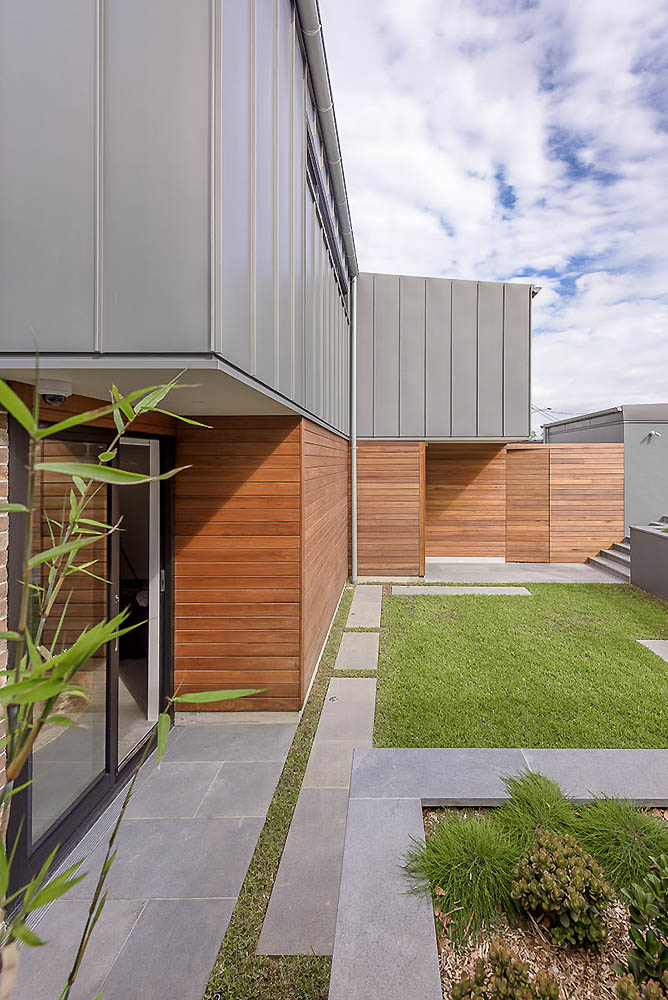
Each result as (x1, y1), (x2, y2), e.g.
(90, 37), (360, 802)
(374, 584), (668, 748)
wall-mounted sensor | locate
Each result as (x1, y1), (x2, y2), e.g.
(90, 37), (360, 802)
(40, 379), (72, 406)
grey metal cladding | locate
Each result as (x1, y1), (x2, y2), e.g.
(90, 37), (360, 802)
(103, 0), (210, 352)
(359, 273), (531, 439)
(477, 281), (504, 436)
(253, 0), (275, 385)
(399, 277), (426, 437)
(451, 280), (478, 436)
(356, 274), (374, 437)
(425, 278), (452, 437)
(0, 0), (95, 352)
(373, 274), (400, 436)
(503, 283), (531, 436)
(292, 43), (305, 408)
(220, 0), (252, 370)
(277, 0), (293, 399)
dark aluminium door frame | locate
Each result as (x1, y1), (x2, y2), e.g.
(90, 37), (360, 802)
(6, 417), (175, 892)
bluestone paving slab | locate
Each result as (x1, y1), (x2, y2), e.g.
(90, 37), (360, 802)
(13, 899), (146, 1000)
(197, 759), (285, 817)
(425, 561), (620, 583)
(334, 630), (379, 670)
(329, 797), (441, 1000)
(346, 584), (382, 628)
(393, 585), (532, 596)
(125, 761), (222, 818)
(522, 749), (668, 805)
(350, 747), (528, 805)
(161, 722), (296, 763)
(303, 739), (359, 788)
(315, 678), (376, 743)
(257, 787), (350, 955)
(100, 898), (236, 1000)
(69, 816), (265, 899)
(638, 639), (668, 663)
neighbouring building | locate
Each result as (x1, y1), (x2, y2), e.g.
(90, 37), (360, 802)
(0, 1), (625, 882)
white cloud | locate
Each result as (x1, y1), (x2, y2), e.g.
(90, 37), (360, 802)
(321, 0), (668, 419)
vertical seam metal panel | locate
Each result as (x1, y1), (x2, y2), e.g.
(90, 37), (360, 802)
(289, 4), (296, 401)
(209, 0), (218, 353)
(249, 0), (257, 375)
(475, 282), (479, 437)
(94, 0), (104, 352)
(372, 274), (376, 436)
(449, 280), (453, 434)
(272, 0), (280, 387)
(502, 284), (506, 436)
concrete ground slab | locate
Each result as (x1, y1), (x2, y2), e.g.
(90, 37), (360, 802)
(523, 748), (668, 804)
(197, 759), (285, 817)
(346, 585), (382, 628)
(425, 561), (621, 583)
(334, 631), (379, 670)
(329, 797), (441, 1000)
(257, 787), (350, 955)
(638, 639), (668, 663)
(162, 722), (296, 763)
(393, 585), (532, 596)
(303, 739), (359, 788)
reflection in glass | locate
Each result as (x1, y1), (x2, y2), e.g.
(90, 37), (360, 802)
(31, 440), (107, 843)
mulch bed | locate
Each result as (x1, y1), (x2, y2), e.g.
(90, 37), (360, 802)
(423, 808), (637, 1000)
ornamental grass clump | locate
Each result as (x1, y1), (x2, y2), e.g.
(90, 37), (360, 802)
(497, 771), (576, 845)
(511, 829), (613, 948)
(404, 813), (521, 943)
(575, 799), (668, 892)
(451, 940), (559, 1000)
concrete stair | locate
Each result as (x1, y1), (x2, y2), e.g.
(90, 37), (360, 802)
(588, 515), (668, 582)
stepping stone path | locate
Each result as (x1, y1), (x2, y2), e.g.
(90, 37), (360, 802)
(259, 586), (381, 956)
(335, 631), (379, 671)
(392, 585), (532, 596)
(638, 639), (668, 663)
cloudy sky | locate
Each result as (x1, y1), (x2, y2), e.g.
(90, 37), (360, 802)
(320, 0), (668, 429)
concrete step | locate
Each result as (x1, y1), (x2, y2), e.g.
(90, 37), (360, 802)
(612, 541), (630, 555)
(604, 547), (630, 568)
(588, 553), (630, 581)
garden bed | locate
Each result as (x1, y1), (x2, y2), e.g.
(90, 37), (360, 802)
(407, 774), (668, 1000)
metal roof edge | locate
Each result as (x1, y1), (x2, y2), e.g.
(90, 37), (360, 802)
(543, 406), (623, 429)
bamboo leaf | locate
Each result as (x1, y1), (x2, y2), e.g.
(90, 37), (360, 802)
(35, 461), (187, 486)
(156, 712), (171, 765)
(0, 503), (28, 513)
(11, 922), (44, 947)
(0, 631), (21, 642)
(97, 448), (116, 463)
(0, 379), (37, 433)
(150, 409), (212, 428)
(73, 475), (86, 495)
(34, 386), (162, 439)
(28, 862), (85, 912)
(28, 533), (102, 569)
(112, 406), (125, 436)
(172, 688), (262, 704)
(112, 384), (135, 421)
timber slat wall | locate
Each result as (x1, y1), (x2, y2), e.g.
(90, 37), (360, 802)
(174, 416), (302, 711)
(426, 444), (507, 558)
(301, 421), (349, 701)
(506, 446), (550, 561)
(357, 441), (424, 575)
(548, 443), (625, 562)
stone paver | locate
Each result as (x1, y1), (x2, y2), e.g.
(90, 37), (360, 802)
(334, 631), (379, 670)
(638, 639), (668, 663)
(329, 797), (441, 1000)
(259, 677), (376, 956)
(15, 722), (295, 1000)
(523, 749), (668, 804)
(346, 585), (382, 628)
(393, 585), (532, 596)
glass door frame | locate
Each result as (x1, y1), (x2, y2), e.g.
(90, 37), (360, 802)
(7, 419), (175, 894)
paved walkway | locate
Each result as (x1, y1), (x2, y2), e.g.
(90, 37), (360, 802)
(638, 638), (668, 662)
(346, 584), (382, 627)
(425, 561), (621, 583)
(393, 585), (532, 596)
(15, 721), (296, 1000)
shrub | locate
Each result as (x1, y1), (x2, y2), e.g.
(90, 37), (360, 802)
(616, 973), (668, 999)
(451, 940), (559, 999)
(615, 855), (668, 987)
(404, 813), (521, 943)
(574, 799), (668, 891)
(498, 771), (576, 844)
(511, 828), (613, 948)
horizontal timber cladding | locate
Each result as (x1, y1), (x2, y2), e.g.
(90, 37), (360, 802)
(300, 421), (349, 701)
(174, 415), (303, 712)
(547, 443), (625, 562)
(356, 441), (424, 576)
(506, 445), (550, 562)
(426, 444), (507, 558)
(356, 273), (531, 440)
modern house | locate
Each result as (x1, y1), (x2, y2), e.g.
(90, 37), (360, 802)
(0, 0), (625, 883)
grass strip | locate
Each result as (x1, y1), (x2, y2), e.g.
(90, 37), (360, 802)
(204, 585), (354, 1000)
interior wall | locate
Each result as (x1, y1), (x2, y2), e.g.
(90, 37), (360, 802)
(426, 444), (507, 558)
(300, 420), (349, 700)
(174, 415), (302, 711)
